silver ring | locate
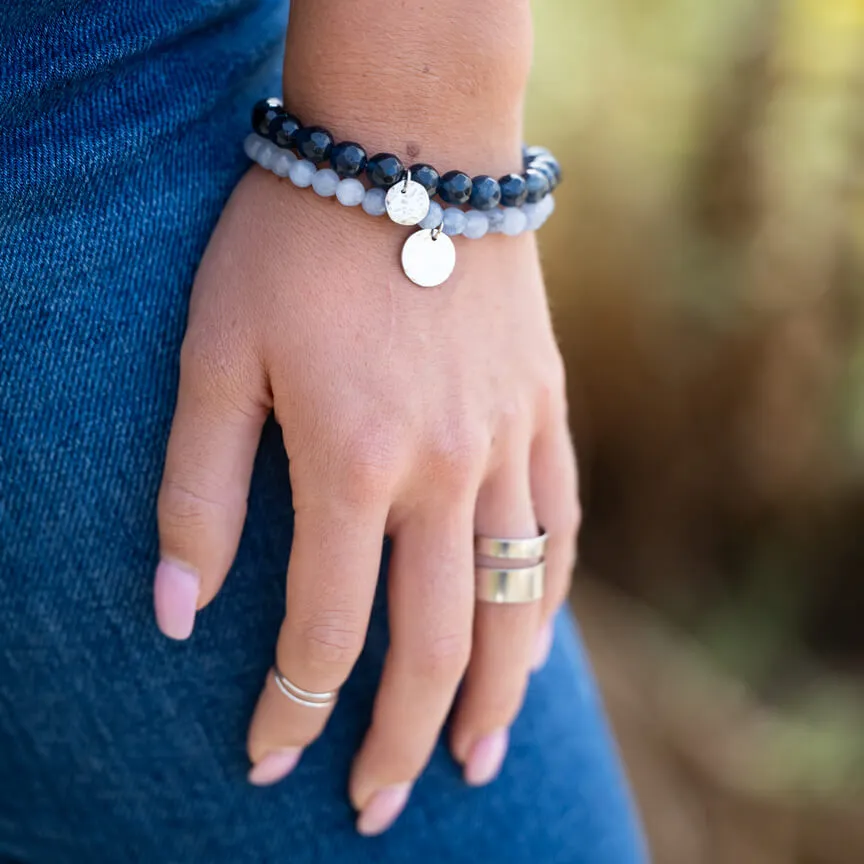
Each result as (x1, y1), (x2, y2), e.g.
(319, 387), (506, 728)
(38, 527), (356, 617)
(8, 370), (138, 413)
(272, 666), (338, 709)
(475, 530), (548, 561)
(475, 562), (545, 604)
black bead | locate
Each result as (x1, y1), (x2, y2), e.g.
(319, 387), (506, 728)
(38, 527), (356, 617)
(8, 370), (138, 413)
(268, 112), (302, 149)
(294, 125), (334, 164)
(523, 167), (551, 203)
(330, 141), (368, 178)
(366, 152), (405, 188)
(523, 144), (551, 169)
(252, 97), (282, 136)
(438, 170), (473, 205)
(498, 172), (528, 207)
(469, 175), (502, 211)
(408, 163), (440, 196)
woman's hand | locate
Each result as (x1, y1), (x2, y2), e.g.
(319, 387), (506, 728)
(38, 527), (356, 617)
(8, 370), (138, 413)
(154, 165), (579, 832)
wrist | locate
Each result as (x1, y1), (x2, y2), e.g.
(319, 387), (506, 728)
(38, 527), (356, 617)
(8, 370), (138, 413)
(281, 0), (532, 177)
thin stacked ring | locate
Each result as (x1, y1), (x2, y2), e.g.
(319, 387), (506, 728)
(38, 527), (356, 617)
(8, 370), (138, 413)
(273, 666), (338, 709)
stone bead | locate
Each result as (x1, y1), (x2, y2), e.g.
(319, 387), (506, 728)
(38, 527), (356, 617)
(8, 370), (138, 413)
(251, 97), (282, 136)
(289, 158), (317, 188)
(268, 112), (302, 149)
(418, 200), (444, 230)
(499, 172), (528, 207)
(486, 208), (505, 233)
(523, 167), (550, 203)
(366, 152), (405, 188)
(531, 158), (560, 191)
(257, 140), (279, 170)
(272, 150), (297, 177)
(468, 175), (502, 211)
(331, 141), (368, 178)
(521, 202), (542, 231)
(294, 125), (334, 164)
(463, 209), (490, 239)
(336, 178), (366, 207)
(362, 187), (387, 216)
(501, 207), (528, 236)
(312, 168), (340, 197)
(523, 144), (551, 169)
(438, 170), (472, 205)
(243, 133), (264, 161)
(408, 163), (440, 196)
(442, 207), (467, 236)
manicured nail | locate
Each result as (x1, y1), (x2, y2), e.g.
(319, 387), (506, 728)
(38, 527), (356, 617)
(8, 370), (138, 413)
(464, 728), (509, 787)
(356, 782), (412, 836)
(532, 622), (554, 671)
(153, 559), (199, 640)
(248, 748), (303, 786)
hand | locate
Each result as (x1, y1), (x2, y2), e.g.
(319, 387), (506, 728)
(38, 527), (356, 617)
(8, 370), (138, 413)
(154, 165), (579, 833)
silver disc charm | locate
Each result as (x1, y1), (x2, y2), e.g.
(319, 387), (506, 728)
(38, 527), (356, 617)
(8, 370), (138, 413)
(385, 179), (431, 226)
(401, 228), (456, 288)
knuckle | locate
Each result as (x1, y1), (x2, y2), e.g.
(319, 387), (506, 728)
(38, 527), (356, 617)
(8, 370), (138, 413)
(339, 436), (400, 505)
(158, 478), (235, 535)
(413, 632), (471, 681)
(297, 611), (366, 669)
(427, 426), (487, 492)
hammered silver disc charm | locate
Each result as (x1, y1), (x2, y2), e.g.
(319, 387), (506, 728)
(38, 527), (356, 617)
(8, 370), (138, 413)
(385, 175), (431, 226)
(401, 228), (456, 288)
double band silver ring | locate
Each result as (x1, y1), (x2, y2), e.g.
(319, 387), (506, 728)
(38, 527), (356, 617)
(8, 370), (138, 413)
(273, 666), (338, 709)
(474, 530), (548, 561)
(475, 561), (546, 604)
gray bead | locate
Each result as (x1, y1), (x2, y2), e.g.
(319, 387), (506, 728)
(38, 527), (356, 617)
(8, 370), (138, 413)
(501, 207), (527, 236)
(257, 140), (279, 170)
(312, 168), (340, 197)
(362, 187), (387, 216)
(272, 150), (297, 178)
(463, 209), (489, 239)
(289, 159), (317, 188)
(336, 178), (366, 207)
(418, 201), (444, 230)
(521, 202), (541, 231)
(244, 133), (263, 161)
(486, 208), (505, 233)
(442, 207), (467, 236)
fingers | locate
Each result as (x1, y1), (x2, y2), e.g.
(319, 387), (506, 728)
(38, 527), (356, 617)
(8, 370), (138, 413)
(156, 335), (269, 639)
(449, 445), (541, 784)
(530, 407), (580, 647)
(246, 492), (388, 782)
(348, 498), (475, 835)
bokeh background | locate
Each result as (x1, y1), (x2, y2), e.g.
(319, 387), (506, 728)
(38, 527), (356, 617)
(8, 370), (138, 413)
(525, 1), (864, 860)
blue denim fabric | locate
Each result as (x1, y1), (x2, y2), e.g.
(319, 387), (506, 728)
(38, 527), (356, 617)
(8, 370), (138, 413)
(0, 2), (647, 861)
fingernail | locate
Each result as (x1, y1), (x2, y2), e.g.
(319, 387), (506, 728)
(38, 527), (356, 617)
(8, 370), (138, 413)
(532, 622), (554, 671)
(464, 728), (509, 787)
(153, 559), (199, 640)
(247, 748), (303, 786)
(356, 782), (412, 836)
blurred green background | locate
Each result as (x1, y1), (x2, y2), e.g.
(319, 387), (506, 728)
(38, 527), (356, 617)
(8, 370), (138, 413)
(526, 0), (864, 860)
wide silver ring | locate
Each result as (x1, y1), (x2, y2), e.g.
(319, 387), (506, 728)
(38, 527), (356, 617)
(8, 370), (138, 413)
(273, 666), (338, 709)
(474, 530), (548, 561)
(475, 562), (545, 604)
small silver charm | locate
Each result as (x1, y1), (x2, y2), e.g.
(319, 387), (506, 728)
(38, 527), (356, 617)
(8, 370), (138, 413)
(401, 225), (456, 288)
(385, 170), (431, 226)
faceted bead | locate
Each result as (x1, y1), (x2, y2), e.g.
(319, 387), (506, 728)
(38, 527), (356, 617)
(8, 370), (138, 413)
(438, 170), (472, 205)
(486, 208), (505, 233)
(312, 168), (340, 197)
(252, 97), (282, 136)
(408, 163), (440, 196)
(289, 159), (317, 188)
(330, 141), (368, 178)
(268, 112), (302, 148)
(442, 207), (467, 236)
(531, 157), (560, 191)
(468, 175), (502, 211)
(522, 144), (551, 169)
(336, 178), (366, 207)
(362, 187), (387, 216)
(463, 209), (490, 239)
(501, 208), (528, 236)
(499, 172), (528, 207)
(272, 150), (297, 177)
(294, 126), (334, 164)
(418, 200), (444, 230)
(523, 167), (550, 203)
(366, 153), (405, 188)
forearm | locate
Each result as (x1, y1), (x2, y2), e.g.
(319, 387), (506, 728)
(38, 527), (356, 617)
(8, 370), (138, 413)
(282, 0), (533, 177)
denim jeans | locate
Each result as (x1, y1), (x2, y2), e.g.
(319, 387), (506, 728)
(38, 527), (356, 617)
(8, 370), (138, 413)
(0, 1), (646, 861)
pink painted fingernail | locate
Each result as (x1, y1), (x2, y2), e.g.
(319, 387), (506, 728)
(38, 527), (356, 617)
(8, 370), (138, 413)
(153, 559), (199, 640)
(532, 622), (554, 671)
(356, 782), (412, 836)
(464, 728), (509, 787)
(248, 748), (303, 786)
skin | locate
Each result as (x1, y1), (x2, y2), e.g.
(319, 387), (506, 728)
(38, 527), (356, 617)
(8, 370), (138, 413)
(155, 0), (579, 835)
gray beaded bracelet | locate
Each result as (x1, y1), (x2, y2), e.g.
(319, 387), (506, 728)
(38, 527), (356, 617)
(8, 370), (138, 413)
(244, 133), (556, 288)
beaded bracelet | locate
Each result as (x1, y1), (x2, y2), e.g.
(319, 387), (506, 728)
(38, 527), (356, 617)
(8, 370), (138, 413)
(246, 97), (560, 287)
